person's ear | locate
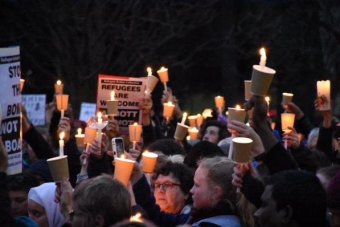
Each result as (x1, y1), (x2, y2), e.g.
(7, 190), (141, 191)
(279, 205), (294, 224)
(95, 215), (105, 227)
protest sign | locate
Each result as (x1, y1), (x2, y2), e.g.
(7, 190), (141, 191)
(0, 46), (22, 175)
(97, 75), (146, 133)
(22, 95), (46, 126)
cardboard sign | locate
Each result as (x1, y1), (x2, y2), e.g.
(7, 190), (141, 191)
(79, 102), (96, 122)
(97, 75), (146, 133)
(22, 95), (46, 126)
(0, 46), (22, 175)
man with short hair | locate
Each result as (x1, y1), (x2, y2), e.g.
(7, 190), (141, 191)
(254, 170), (329, 227)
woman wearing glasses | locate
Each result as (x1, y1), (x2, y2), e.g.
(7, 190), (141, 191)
(132, 156), (241, 227)
(153, 161), (193, 215)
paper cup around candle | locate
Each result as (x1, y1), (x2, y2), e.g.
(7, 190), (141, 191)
(188, 115), (197, 127)
(316, 80), (331, 111)
(47, 155), (69, 182)
(232, 137), (253, 163)
(107, 100), (118, 115)
(214, 96), (225, 110)
(163, 102), (175, 121)
(142, 152), (158, 173)
(281, 113), (295, 132)
(228, 107), (246, 123)
(251, 65), (276, 96)
(282, 92), (294, 105)
(56, 94), (69, 111)
(113, 158), (136, 186)
(146, 75), (159, 94)
(84, 127), (97, 144)
(157, 68), (169, 83)
(75, 134), (85, 148)
(174, 123), (189, 141)
(196, 114), (204, 128)
(54, 82), (64, 95)
(188, 127), (199, 140)
(244, 80), (252, 101)
(129, 124), (143, 142)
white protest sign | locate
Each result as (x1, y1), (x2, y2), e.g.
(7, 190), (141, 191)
(79, 102), (96, 122)
(22, 95), (46, 126)
(0, 46), (22, 175)
(97, 75), (146, 133)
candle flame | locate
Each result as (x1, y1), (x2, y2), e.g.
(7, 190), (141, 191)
(159, 66), (167, 71)
(133, 122), (138, 126)
(202, 109), (213, 119)
(110, 91), (115, 101)
(97, 111), (102, 119)
(120, 154), (125, 159)
(265, 96), (270, 102)
(56, 80), (62, 85)
(130, 213), (143, 223)
(259, 48), (266, 58)
(235, 105), (241, 110)
(59, 131), (65, 140)
(77, 128), (82, 135)
(147, 67), (152, 76)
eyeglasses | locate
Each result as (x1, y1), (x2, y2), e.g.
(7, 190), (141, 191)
(154, 182), (181, 191)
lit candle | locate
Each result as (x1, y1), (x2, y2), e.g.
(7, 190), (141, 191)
(55, 94), (69, 118)
(181, 112), (188, 125)
(265, 96), (270, 116)
(202, 108), (213, 119)
(188, 115), (198, 127)
(129, 122), (143, 150)
(259, 47), (267, 67)
(54, 80), (64, 94)
(75, 128), (85, 149)
(107, 91), (118, 115)
(157, 66), (169, 92)
(188, 127), (199, 140)
(232, 137), (253, 163)
(281, 113), (295, 132)
(316, 80), (331, 111)
(163, 101), (175, 122)
(251, 47), (276, 96)
(228, 105), (246, 123)
(59, 131), (65, 156)
(196, 114), (204, 128)
(20, 79), (25, 92)
(142, 150), (158, 173)
(215, 96), (225, 114)
(97, 112), (103, 124)
(130, 213), (143, 223)
(145, 67), (159, 95)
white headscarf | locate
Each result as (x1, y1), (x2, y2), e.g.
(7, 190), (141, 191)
(28, 182), (66, 227)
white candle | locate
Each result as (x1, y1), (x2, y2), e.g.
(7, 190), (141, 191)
(130, 213), (143, 223)
(316, 80), (331, 111)
(97, 112), (103, 124)
(59, 131), (65, 156)
(147, 67), (152, 76)
(181, 112), (188, 125)
(110, 91), (115, 101)
(259, 47), (267, 67)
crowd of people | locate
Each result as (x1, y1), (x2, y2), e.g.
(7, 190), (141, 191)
(0, 84), (340, 227)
